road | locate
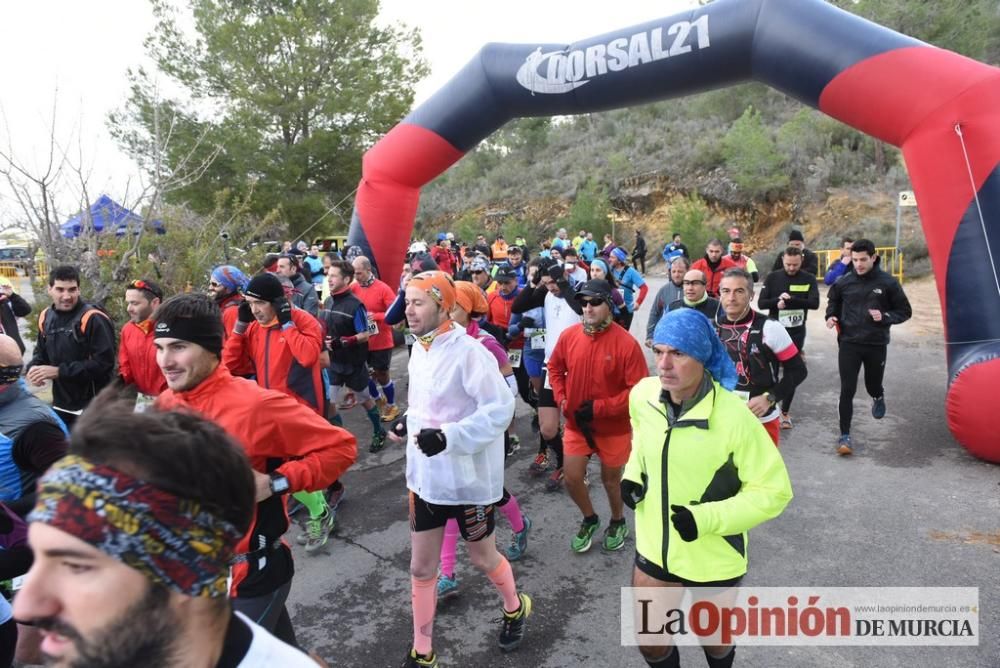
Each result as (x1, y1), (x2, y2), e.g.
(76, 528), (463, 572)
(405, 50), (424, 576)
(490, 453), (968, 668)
(283, 274), (998, 667)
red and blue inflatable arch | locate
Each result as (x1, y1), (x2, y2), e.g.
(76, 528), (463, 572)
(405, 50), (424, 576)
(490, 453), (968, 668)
(347, 0), (1000, 463)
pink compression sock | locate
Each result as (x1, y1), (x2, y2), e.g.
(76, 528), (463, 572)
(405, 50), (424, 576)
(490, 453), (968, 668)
(486, 556), (521, 613)
(411, 575), (437, 655)
(498, 493), (525, 533)
(440, 518), (459, 579)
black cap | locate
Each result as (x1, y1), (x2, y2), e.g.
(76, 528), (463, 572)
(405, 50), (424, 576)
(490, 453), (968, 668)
(788, 229), (805, 242)
(494, 265), (518, 282)
(574, 279), (612, 302)
(245, 273), (284, 301)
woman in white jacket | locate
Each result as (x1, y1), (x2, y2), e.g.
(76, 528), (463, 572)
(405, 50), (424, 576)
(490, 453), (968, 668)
(390, 271), (531, 668)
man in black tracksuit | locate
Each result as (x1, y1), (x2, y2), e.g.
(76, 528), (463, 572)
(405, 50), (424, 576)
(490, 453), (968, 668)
(758, 246), (820, 427)
(825, 239), (911, 455)
(25, 265), (116, 430)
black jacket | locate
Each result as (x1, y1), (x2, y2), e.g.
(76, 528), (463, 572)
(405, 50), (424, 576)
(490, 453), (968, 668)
(772, 248), (819, 277)
(758, 270), (820, 328)
(668, 296), (720, 320)
(0, 292), (31, 354)
(27, 301), (116, 411)
(825, 260), (911, 345)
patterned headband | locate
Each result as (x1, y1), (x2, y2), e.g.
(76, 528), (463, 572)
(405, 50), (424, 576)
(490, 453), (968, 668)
(30, 455), (242, 598)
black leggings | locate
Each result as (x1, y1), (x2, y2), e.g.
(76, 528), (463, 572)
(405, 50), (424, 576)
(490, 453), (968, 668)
(838, 341), (887, 434)
(233, 581), (297, 648)
(781, 327), (807, 413)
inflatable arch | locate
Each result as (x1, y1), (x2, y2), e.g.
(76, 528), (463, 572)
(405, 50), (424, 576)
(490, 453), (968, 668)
(347, 0), (1000, 463)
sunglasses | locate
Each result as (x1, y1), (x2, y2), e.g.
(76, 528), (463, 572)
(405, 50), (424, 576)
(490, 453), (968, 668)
(128, 280), (162, 298)
(471, 270), (485, 275)
(579, 297), (606, 307)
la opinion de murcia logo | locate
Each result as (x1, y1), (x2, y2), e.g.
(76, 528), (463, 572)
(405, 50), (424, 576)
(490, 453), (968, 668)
(515, 15), (710, 95)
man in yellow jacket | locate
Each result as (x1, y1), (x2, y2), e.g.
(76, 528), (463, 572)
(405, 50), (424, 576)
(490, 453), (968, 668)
(622, 308), (792, 668)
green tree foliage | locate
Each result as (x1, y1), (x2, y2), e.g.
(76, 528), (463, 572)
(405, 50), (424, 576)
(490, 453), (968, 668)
(667, 193), (725, 259)
(720, 106), (789, 200)
(562, 180), (613, 242)
(111, 0), (428, 237)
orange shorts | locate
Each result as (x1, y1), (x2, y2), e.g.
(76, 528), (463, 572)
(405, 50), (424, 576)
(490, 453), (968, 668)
(762, 418), (780, 447)
(563, 427), (632, 468)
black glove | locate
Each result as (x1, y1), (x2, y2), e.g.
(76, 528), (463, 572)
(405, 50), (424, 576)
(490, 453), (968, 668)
(274, 298), (293, 326)
(519, 316), (537, 329)
(326, 335), (344, 351)
(547, 263), (565, 281)
(390, 416), (408, 439)
(237, 301), (254, 324)
(621, 473), (648, 510)
(574, 400), (594, 424)
(416, 428), (446, 457)
(670, 504), (698, 542)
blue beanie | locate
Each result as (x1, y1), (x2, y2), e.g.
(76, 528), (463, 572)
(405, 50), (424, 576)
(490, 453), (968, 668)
(211, 265), (249, 293)
(653, 308), (737, 391)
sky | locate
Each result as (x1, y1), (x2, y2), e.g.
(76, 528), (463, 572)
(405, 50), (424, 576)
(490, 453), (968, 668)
(0, 0), (697, 225)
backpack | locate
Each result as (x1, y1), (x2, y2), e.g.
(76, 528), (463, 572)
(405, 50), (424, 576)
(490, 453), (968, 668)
(37, 304), (113, 344)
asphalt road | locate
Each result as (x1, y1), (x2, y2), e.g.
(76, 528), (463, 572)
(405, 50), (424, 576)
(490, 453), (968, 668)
(281, 275), (998, 668)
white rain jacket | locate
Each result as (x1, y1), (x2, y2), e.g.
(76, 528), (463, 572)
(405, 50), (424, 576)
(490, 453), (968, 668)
(405, 324), (515, 505)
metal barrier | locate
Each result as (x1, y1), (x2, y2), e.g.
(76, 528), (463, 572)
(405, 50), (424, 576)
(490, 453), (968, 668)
(813, 246), (904, 284)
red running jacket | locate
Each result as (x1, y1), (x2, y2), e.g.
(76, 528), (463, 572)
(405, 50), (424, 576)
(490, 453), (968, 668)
(547, 322), (648, 437)
(156, 364), (357, 598)
(118, 320), (167, 396)
(351, 279), (396, 351)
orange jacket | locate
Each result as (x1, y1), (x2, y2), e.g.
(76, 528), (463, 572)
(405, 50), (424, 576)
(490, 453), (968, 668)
(491, 240), (509, 262)
(156, 364), (357, 598)
(218, 293), (255, 377)
(486, 289), (523, 349)
(222, 308), (324, 414)
(118, 320), (167, 396)
(547, 322), (648, 436)
(691, 255), (740, 298)
(351, 279), (396, 351)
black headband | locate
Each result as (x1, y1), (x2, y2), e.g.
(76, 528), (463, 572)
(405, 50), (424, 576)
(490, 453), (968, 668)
(154, 317), (223, 357)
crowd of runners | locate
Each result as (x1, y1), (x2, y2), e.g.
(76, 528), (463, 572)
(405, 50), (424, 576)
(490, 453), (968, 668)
(0, 223), (912, 667)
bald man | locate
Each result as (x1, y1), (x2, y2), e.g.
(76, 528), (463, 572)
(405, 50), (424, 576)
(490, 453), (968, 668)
(351, 256), (400, 422)
(0, 335), (68, 515)
(668, 270), (721, 321)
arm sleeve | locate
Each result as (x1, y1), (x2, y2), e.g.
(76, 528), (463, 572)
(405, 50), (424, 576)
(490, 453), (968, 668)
(8, 293), (31, 318)
(26, 326), (49, 370)
(756, 276), (779, 311)
(440, 345), (516, 456)
(593, 341), (648, 418)
(747, 258), (759, 283)
(117, 334), (134, 386)
(267, 397), (358, 492)
(762, 321), (807, 401)
(823, 262), (847, 286)
(635, 282), (649, 307)
(57, 314), (116, 382)
(688, 417), (793, 536)
(825, 283), (842, 320)
(12, 422), (69, 475)
(512, 285), (546, 313)
(384, 290), (406, 326)
(283, 313), (323, 367)
(882, 279), (913, 326)
(623, 388), (647, 485)
(301, 287), (319, 317)
(559, 281), (583, 315)
(646, 288), (666, 340)
(354, 304), (370, 335)
(222, 325), (253, 373)
(547, 339), (568, 406)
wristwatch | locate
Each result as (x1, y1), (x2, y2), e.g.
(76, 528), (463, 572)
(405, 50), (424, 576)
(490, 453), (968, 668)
(765, 392), (778, 406)
(269, 473), (290, 495)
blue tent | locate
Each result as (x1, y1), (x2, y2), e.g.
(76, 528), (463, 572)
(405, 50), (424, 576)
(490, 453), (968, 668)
(61, 194), (164, 238)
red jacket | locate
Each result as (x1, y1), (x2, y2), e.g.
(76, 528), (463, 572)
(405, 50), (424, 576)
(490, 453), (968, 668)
(118, 320), (167, 396)
(351, 279), (396, 351)
(222, 309), (324, 414)
(547, 322), (648, 437)
(218, 293), (255, 377)
(430, 246), (455, 275)
(486, 288), (523, 349)
(156, 364), (356, 597)
(691, 255), (739, 298)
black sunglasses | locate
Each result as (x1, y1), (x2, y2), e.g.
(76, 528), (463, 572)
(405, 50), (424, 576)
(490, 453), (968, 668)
(579, 297), (606, 307)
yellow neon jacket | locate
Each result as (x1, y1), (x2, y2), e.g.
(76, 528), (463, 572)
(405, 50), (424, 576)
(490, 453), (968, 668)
(624, 375), (793, 582)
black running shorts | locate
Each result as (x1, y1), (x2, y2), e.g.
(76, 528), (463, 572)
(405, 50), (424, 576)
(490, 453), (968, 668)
(538, 367), (557, 408)
(409, 492), (496, 542)
(634, 552), (743, 588)
(367, 348), (393, 372)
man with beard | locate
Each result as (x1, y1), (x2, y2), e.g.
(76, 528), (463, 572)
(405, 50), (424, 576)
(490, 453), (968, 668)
(13, 395), (318, 666)
(275, 255), (319, 317)
(118, 279), (167, 402)
(691, 239), (738, 299)
(645, 256), (689, 347)
(207, 265), (253, 378)
(26, 266), (116, 430)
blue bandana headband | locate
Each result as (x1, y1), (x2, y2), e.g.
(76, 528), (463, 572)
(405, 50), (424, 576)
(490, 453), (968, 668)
(653, 308), (737, 391)
(211, 266), (249, 293)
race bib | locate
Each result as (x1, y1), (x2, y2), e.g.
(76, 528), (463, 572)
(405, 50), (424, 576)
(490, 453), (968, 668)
(366, 315), (378, 335)
(616, 287), (626, 302)
(734, 390), (751, 401)
(531, 329), (546, 350)
(543, 371), (552, 390)
(508, 349), (522, 368)
(134, 393), (155, 413)
(778, 309), (805, 328)
(10, 575), (24, 592)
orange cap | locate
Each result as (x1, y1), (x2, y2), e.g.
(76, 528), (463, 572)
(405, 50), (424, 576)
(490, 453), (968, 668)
(454, 281), (489, 317)
(408, 271), (456, 312)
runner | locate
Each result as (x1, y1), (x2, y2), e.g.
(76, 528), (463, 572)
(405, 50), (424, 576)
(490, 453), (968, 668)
(588, 258), (628, 326)
(608, 248), (648, 331)
(507, 263), (547, 439)
(624, 308), (793, 668)
(487, 267), (530, 407)
(512, 258), (583, 491)
(757, 246), (820, 428)
(352, 256), (401, 422)
(153, 293), (356, 644)
(691, 240), (738, 298)
(436, 281), (532, 600)
(391, 271), (529, 668)
(715, 269), (807, 446)
(208, 265), (254, 378)
(222, 273), (336, 554)
(668, 269), (721, 320)
(645, 256), (689, 347)
(118, 278), (168, 401)
(547, 280), (647, 553)
(825, 239), (912, 455)
(15, 397), (318, 666)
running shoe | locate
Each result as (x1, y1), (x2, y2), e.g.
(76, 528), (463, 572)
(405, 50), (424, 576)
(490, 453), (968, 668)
(325, 485), (345, 511)
(545, 467), (564, 492)
(400, 649), (438, 668)
(436, 573), (459, 601)
(506, 434), (521, 456)
(602, 520), (629, 552)
(529, 452), (549, 475)
(370, 430), (387, 454)
(780, 413), (793, 430)
(571, 517), (600, 553)
(381, 403), (401, 422)
(304, 508), (336, 553)
(497, 592), (533, 652)
(872, 395), (886, 420)
(836, 434), (853, 456)
(504, 515), (532, 562)
(337, 391), (357, 410)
